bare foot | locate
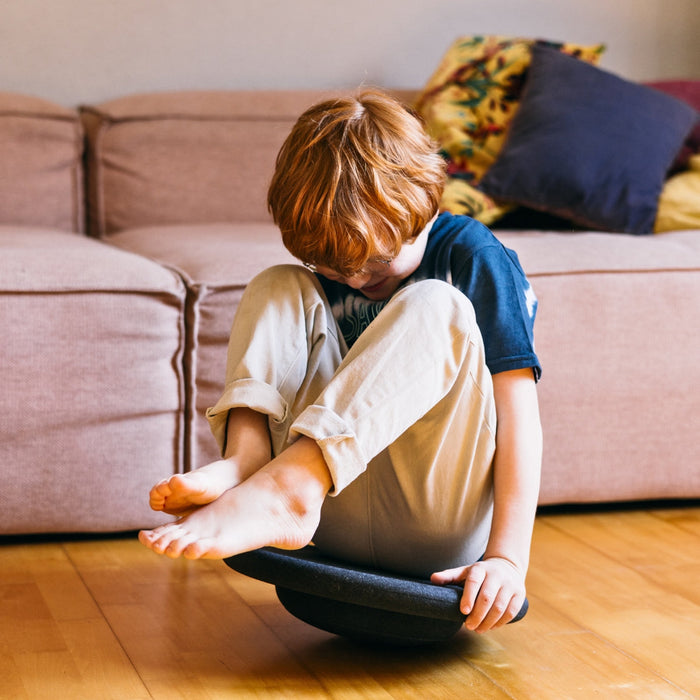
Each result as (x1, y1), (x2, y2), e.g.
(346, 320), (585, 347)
(139, 437), (332, 559)
(149, 407), (273, 516)
(148, 460), (241, 516)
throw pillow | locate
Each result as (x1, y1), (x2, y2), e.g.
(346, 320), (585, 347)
(646, 81), (700, 173)
(415, 35), (605, 224)
(479, 45), (699, 235)
(439, 178), (504, 225)
(654, 154), (700, 233)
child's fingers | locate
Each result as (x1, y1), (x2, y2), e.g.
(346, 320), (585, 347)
(467, 588), (520, 632)
(432, 560), (526, 632)
(460, 564), (488, 616)
(429, 565), (469, 586)
(430, 563), (490, 616)
(486, 594), (527, 631)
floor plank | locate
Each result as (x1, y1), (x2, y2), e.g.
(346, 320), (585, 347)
(546, 509), (700, 607)
(464, 593), (689, 699)
(530, 514), (700, 695)
(65, 540), (331, 698)
(0, 543), (150, 700)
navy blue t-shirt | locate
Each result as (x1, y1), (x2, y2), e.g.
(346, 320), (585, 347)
(319, 212), (541, 380)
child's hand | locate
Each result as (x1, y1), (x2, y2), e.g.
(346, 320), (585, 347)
(430, 557), (526, 633)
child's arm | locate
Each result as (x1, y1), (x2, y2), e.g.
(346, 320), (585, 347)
(431, 367), (542, 633)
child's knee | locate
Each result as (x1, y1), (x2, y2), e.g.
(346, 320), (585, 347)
(394, 279), (478, 331)
(242, 264), (331, 311)
(247, 264), (315, 293)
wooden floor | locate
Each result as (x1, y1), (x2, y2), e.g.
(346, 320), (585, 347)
(2, 505), (700, 699)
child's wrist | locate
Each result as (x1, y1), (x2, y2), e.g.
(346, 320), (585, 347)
(482, 552), (526, 575)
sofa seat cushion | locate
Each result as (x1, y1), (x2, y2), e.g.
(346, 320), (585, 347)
(497, 229), (700, 504)
(109, 222), (700, 506)
(0, 93), (84, 233)
(0, 228), (187, 533)
(499, 228), (700, 276)
(108, 223), (296, 469)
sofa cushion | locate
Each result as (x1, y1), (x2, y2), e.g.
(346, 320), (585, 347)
(0, 228), (187, 533)
(0, 93), (84, 232)
(480, 46), (699, 235)
(646, 80), (700, 173)
(82, 90), (397, 237)
(415, 36), (605, 225)
(497, 229), (700, 504)
(108, 223), (296, 470)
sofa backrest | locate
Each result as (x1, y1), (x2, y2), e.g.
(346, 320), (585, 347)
(0, 93), (84, 233)
(81, 89), (418, 238)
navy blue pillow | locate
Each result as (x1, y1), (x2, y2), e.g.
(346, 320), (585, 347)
(480, 45), (699, 234)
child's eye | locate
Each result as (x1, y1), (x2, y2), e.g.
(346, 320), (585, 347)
(303, 258), (392, 279)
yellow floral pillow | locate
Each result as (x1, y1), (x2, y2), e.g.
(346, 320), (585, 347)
(415, 36), (605, 223)
(655, 155), (700, 233)
(439, 178), (506, 226)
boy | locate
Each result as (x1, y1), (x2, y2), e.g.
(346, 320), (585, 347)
(139, 90), (543, 634)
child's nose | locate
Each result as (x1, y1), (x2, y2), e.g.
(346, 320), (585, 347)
(344, 271), (372, 289)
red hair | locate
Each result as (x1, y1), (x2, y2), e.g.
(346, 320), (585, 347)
(268, 90), (445, 276)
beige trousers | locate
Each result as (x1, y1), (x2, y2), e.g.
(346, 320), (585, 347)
(207, 265), (496, 577)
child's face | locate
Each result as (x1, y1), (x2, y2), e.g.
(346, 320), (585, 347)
(310, 218), (434, 300)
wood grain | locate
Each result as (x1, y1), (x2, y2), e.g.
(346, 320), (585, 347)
(2, 506), (699, 699)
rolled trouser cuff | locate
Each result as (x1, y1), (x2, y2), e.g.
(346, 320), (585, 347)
(290, 404), (368, 495)
(206, 379), (288, 456)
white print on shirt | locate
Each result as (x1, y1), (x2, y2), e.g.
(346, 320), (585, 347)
(524, 283), (537, 319)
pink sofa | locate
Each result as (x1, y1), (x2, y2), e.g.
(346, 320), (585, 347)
(1, 88), (699, 535)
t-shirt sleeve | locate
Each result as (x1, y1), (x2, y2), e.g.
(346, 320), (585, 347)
(454, 243), (541, 380)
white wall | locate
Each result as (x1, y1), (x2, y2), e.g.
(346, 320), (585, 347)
(1, 0), (698, 106)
